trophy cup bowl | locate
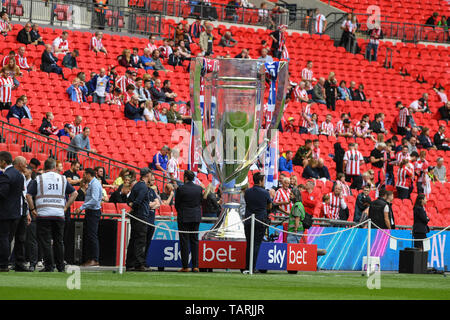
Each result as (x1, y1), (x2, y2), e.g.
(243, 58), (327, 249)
(189, 57), (288, 240)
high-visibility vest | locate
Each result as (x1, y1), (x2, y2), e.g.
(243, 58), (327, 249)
(35, 172), (67, 218)
(95, 0), (108, 13)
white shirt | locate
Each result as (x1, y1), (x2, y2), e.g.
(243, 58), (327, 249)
(314, 14), (326, 33)
(52, 37), (69, 54)
(94, 75), (109, 97)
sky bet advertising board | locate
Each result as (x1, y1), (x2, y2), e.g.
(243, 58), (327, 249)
(147, 222), (449, 271)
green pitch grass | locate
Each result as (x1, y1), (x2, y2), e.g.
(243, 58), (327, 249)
(0, 271), (449, 300)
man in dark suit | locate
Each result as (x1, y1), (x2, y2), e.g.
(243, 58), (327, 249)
(0, 151), (25, 272)
(40, 44), (64, 78)
(175, 170), (203, 272)
(17, 22), (34, 45)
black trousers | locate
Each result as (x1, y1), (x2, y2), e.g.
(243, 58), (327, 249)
(413, 232), (427, 249)
(0, 102), (11, 110)
(83, 209), (101, 262)
(126, 217), (148, 268)
(397, 126), (408, 136)
(144, 215), (155, 263)
(36, 218), (65, 271)
(244, 218), (266, 271)
(25, 218), (39, 267)
(0, 218), (19, 269)
(417, 182), (424, 194)
(346, 175), (363, 190)
(397, 186), (410, 199)
(10, 215), (28, 267)
(178, 221), (200, 269)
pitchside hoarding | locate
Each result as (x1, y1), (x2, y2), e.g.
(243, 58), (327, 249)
(148, 222), (449, 271)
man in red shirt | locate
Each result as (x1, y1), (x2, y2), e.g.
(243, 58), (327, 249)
(301, 180), (319, 217)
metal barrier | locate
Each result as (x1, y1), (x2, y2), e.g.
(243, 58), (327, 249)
(0, 119), (179, 189)
(1, 0), (163, 36)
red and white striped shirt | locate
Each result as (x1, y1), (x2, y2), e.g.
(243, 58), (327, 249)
(167, 158), (180, 180)
(2, 55), (14, 67)
(274, 187), (292, 215)
(336, 180), (351, 197)
(70, 123), (83, 136)
(398, 107), (409, 128)
(16, 54), (30, 70)
(52, 37), (69, 54)
(90, 36), (104, 52)
(337, 124), (353, 136)
(325, 192), (346, 220)
(0, 76), (14, 103)
(343, 149), (364, 176)
(147, 42), (158, 53)
(396, 165), (414, 189)
(72, 86), (83, 103)
(116, 75), (135, 94)
(354, 125), (371, 138)
(320, 121), (334, 136)
(294, 87), (308, 102)
(414, 159), (429, 183)
(0, 20), (11, 33)
(301, 67), (314, 81)
(301, 104), (311, 128)
(158, 45), (173, 59)
(369, 28), (382, 45)
(123, 91), (132, 104)
(396, 151), (410, 165)
(314, 14), (326, 33)
(335, 120), (344, 134)
(105, 93), (122, 106)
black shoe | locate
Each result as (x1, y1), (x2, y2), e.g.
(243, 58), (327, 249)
(39, 267), (54, 272)
(14, 265), (32, 272)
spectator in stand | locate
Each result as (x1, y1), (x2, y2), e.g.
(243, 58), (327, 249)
(225, 0), (240, 22)
(63, 160), (81, 186)
(158, 106), (169, 124)
(3, 59), (21, 88)
(168, 48), (184, 68)
(158, 38), (173, 60)
(313, 8), (327, 35)
(17, 23), (34, 45)
(105, 87), (123, 106)
(347, 81), (358, 100)
(339, 13), (353, 48)
(52, 31), (70, 56)
(312, 77), (326, 105)
(355, 119), (376, 142)
(90, 31), (107, 54)
(324, 184), (347, 220)
(434, 157), (446, 182)
(69, 115), (83, 139)
(118, 49), (132, 68)
(302, 158), (320, 180)
(324, 72), (338, 111)
(343, 142), (364, 189)
(415, 150), (429, 194)
(294, 81), (311, 103)
(418, 127), (436, 150)
(0, 11), (12, 37)
(269, 24), (287, 59)
(409, 98), (428, 113)
(30, 23), (44, 46)
(308, 113), (319, 135)
(235, 49), (251, 59)
(438, 101), (450, 121)
(396, 159), (414, 199)
(126, 48), (139, 69)
(139, 79), (153, 101)
(425, 12), (439, 27)
(67, 127), (96, 161)
(219, 31), (238, 47)
(2, 50), (15, 68)
(396, 101), (410, 136)
(199, 24), (214, 56)
(41, 44), (64, 77)
(258, 48), (273, 64)
(0, 67), (15, 110)
(109, 175), (132, 204)
(150, 78), (170, 102)
(15, 47), (33, 72)
(335, 173), (351, 197)
(189, 18), (203, 39)
(67, 78), (86, 103)
(279, 151), (293, 174)
(139, 48), (155, 71)
(38, 112), (58, 136)
(316, 158), (331, 180)
(273, 177), (292, 216)
(337, 118), (353, 138)
(150, 146), (170, 174)
(124, 95), (144, 121)
(301, 61), (316, 83)
(320, 114), (335, 137)
(151, 49), (167, 72)
(354, 84), (370, 102)
(284, 117), (297, 132)
(300, 180), (318, 217)
(337, 80), (351, 101)
(354, 185), (371, 222)
(6, 96), (30, 123)
(370, 113), (387, 134)
(434, 125), (450, 151)
(370, 142), (385, 186)
(178, 40), (192, 60)
(161, 80), (178, 102)
(433, 86), (447, 104)
(87, 68), (110, 104)
(293, 139), (312, 167)
(133, 78), (144, 102)
(167, 102), (183, 124)
(147, 34), (158, 53)
(116, 70), (136, 95)
(167, 148), (181, 183)
(366, 25), (383, 61)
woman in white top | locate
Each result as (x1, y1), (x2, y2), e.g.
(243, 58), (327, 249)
(143, 100), (157, 123)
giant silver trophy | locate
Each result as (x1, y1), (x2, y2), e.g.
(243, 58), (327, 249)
(189, 57), (288, 240)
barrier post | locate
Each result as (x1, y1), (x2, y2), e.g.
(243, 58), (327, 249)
(366, 219), (371, 277)
(119, 208), (126, 274)
(249, 214), (255, 275)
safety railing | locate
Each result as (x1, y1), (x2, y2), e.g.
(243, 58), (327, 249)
(129, 0), (290, 29)
(1, 0), (163, 36)
(0, 119), (178, 190)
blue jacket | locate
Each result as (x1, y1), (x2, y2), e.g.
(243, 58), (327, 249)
(124, 102), (143, 120)
(66, 85), (87, 102)
(279, 156), (293, 173)
(0, 166), (25, 220)
(6, 104), (27, 122)
(127, 181), (151, 219)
